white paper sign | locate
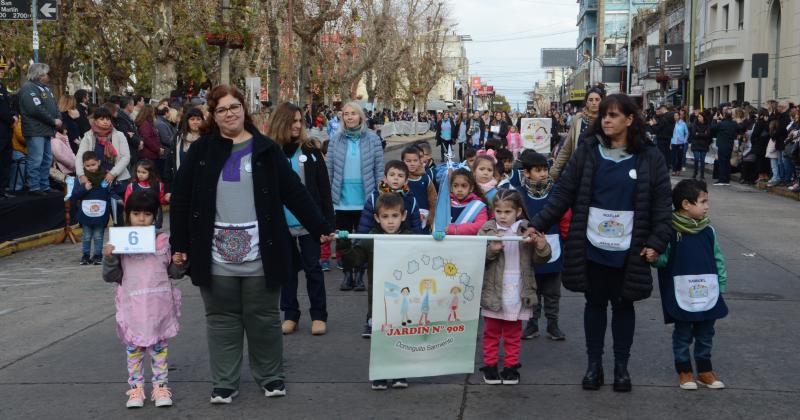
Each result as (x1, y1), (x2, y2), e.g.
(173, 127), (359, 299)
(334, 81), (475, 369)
(520, 118), (552, 154)
(108, 226), (157, 254)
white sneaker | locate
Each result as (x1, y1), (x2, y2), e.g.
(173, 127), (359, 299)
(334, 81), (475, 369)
(126, 386), (145, 408)
(210, 389), (239, 404)
(151, 384), (173, 407)
(697, 372), (725, 389)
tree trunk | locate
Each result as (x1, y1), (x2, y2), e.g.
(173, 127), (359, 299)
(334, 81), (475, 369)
(298, 42), (314, 105)
(151, 0), (177, 100)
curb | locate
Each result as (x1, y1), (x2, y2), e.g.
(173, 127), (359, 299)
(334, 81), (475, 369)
(0, 225), (83, 258)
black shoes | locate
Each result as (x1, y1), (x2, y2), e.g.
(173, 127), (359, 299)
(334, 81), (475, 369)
(263, 380), (287, 397)
(522, 319), (539, 339)
(209, 388), (239, 404)
(581, 361), (604, 390)
(353, 268), (366, 291)
(339, 270), (354, 291)
(546, 320), (566, 341)
(480, 365), (502, 385)
(371, 380), (388, 390)
(391, 378), (408, 389)
(361, 318), (372, 338)
(80, 254), (91, 265)
(613, 360), (632, 392)
(500, 364), (521, 385)
(92, 255), (103, 265)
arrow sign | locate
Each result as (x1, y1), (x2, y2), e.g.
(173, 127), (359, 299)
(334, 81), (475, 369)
(39, 2), (55, 18)
(0, 0), (59, 21)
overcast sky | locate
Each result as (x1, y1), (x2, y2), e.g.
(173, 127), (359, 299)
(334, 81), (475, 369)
(450, 0), (579, 110)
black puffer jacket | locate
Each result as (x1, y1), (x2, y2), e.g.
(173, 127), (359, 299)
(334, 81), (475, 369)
(690, 122), (712, 152)
(531, 134), (673, 301)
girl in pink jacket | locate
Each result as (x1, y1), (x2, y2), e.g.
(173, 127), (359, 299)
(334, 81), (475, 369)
(446, 169), (490, 236)
(102, 191), (183, 409)
(506, 125), (522, 160)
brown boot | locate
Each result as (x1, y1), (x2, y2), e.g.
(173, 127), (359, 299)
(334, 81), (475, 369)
(282, 320), (298, 335)
(679, 372), (697, 390)
(697, 371), (725, 389)
(311, 320), (327, 335)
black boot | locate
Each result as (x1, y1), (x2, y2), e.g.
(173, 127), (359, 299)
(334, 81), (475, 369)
(339, 270), (354, 291)
(353, 267), (366, 291)
(581, 361), (604, 390)
(613, 360), (632, 392)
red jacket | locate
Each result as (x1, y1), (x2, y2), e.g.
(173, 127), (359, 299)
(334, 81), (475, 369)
(137, 120), (160, 160)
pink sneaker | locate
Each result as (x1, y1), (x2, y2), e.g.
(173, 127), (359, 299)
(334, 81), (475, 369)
(126, 385), (145, 408)
(151, 384), (173, 407)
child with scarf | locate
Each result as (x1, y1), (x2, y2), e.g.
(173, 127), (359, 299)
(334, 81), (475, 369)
(357, 160), (422, 235)
(472, 153), (499, 204)
(446, 168), (489, 236)
(646, 179), (727, 391)
(402, 146), (437, 232)
(73, 151), (114, 265)
(517, 151), (571, 341)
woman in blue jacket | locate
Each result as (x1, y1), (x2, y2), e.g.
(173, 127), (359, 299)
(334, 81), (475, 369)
(326, 101), (384, 291)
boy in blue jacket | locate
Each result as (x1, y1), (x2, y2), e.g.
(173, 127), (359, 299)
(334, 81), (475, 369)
(72, 151), (114, 265)
(357, 160), (422, 234)
(647, 179), (728, 390)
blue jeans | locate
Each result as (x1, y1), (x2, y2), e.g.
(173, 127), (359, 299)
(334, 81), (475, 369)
(81, 224), (105, 257)
(693, 151), (707, 177)
(670, 144), (685, 172)
(280, 234), (327, 322)
(782, 155), (796, 183)
(8, 150), (27, 191)
(769, 158), (782, 183)
(25, 136), (53, 192)
(672, 319), (716, 373)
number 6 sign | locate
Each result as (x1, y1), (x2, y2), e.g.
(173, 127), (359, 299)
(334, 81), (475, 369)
(108, 226), (157, 254)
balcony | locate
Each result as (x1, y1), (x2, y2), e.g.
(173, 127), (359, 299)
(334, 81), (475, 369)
(578, 0), (598, 21)
(696, 30), (745, 66)
(578, 21), (597, 44)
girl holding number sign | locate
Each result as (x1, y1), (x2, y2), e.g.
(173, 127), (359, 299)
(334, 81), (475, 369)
(102, 190), (185, 409)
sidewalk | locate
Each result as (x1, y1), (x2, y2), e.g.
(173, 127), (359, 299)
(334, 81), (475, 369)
(686, 156), (800, 201)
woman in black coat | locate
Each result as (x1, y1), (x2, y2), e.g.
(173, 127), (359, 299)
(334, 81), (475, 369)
(530, 94), (672, 393)
(689, 111), (712, 179)
(749, 108), (771, 182)
(170, 85), (333, 401)
(266, 102), (335, 336)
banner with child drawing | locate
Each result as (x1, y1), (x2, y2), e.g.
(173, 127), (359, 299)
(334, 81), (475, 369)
(520, 118), (552, 154)
(369, 238), (486, 380)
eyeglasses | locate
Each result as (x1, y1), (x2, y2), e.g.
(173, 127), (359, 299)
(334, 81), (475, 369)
(214, 103), (243, 117)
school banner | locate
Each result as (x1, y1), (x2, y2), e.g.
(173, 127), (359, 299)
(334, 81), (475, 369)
(520, 118), (552, 154)
(369, 238), (486, 380)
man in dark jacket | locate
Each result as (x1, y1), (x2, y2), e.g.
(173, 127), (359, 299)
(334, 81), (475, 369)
(0, 61), (15, 198)
(19, 63), (60, 195)
(710, 109), (745, 186)
(649, 105), (674, 169)
(114, 96), (141, 174)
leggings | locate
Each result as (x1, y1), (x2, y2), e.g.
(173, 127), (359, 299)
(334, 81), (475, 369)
(126, 340), (168, 387)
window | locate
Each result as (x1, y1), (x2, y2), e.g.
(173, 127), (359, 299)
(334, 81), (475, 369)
(736, 0), (744, 30)
(708, 88), (715, 107)
(735, 82), (745, 103)
(723, 85), (730, 102)
(723, 5), (729, 31)
(709, 5), (717, 32)
(715, 87), (721, 106)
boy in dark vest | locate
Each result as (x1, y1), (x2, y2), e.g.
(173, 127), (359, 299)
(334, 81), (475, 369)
(72, 151), (114, 265)
(647, 179), (727, 390)
(518, 151), (570, 340)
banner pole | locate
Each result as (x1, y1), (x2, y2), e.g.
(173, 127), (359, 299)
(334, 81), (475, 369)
(344, 234), (529, 242)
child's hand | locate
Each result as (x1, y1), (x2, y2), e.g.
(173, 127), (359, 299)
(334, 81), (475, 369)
(641, 247), (659, 263)
(488, 240), (503, 251)
(164, 193), (171, 203)
(102, 243), (115, 257)
(531, 231), (548, 250)
(84, 182), (93, 190)
(172, 252), (188, 266)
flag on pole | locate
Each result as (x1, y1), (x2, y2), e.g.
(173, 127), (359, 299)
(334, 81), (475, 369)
(432, 146), (455, 234)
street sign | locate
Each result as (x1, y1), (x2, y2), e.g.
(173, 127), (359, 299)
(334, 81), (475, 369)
(0, 0), (58, 21)
(751, 53), (768, 78)
(647, 44), (685, 76)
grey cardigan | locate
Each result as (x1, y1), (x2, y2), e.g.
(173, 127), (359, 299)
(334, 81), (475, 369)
(326, 129), (384, 206)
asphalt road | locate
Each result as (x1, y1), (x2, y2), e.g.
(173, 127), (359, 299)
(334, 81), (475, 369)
(0, 144), (798, 419)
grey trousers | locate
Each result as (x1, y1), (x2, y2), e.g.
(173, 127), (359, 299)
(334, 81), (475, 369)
(531, 272), (562, 321)
(200, 275), (284, 390)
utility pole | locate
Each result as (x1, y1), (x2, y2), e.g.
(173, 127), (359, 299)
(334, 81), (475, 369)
(625, 0), (632, 94)
(688, 0), (697, 112)
(32, 0), (39, 63)
(220, 0), (231, 85)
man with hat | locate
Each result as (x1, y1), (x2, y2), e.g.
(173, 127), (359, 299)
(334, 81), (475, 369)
(0, 58), (15, 198)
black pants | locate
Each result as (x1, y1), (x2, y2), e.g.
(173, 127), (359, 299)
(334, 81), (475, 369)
(717, 149), (732, 183)
(335, 209), (362, 261)
(657, 139), (671, 170)
(530, 272), (561, 321)
(280, 234), (327, 322)
(457, 142), (466, 162)
(0, 136), (11, 192)
(584, 261), (635, 363)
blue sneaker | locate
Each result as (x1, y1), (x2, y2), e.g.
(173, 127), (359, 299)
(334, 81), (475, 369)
(320, 261), (330, 271)
(336, 260), (344, 270)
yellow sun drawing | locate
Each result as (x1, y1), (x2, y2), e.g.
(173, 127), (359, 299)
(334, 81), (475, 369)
(443, 261), (458, 278)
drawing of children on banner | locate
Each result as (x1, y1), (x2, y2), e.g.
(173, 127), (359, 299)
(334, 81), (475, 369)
(448, 286), (461, 322)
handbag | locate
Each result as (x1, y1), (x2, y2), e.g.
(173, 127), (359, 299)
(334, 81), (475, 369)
(730, 151), (741, 168)
(766, 139), (778, 158)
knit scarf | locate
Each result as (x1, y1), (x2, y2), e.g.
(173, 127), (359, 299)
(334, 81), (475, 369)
(378, 180), (409, 195)
(85, 169), (107, 188)
(672, 211), (709, 240)
(92, 121), (117, 164)
(477, 178), (498, 194)
(523, 176), (554, 198)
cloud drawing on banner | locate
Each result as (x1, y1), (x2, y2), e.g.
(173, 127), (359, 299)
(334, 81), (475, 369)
(421, 255), (431, 265)
(407, 260), (420, 274)
(463, 285), (475, 301)
(432, 256), (444, 270)
(459, 273), (472, 286)
(393, 270), (403, 281)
